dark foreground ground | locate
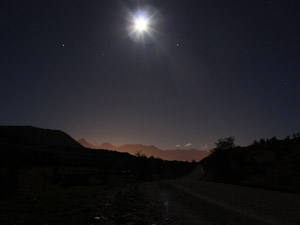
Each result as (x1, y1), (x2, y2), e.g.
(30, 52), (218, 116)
(0, 176), (162, 225)
(2, 127), (299, 224)
(1, 167), (300, 225)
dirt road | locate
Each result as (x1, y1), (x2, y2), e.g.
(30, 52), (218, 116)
(141, 167), (300, 225)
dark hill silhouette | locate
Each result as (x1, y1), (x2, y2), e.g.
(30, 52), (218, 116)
(78, 139), (209, 162)
(0, 126), (194, 175)
(0, 126), (82, 148)
(0, 126), (195, 202)
(200, 135), (300, 193)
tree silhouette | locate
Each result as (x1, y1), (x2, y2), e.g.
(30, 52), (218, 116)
(211, 137), (235, 153)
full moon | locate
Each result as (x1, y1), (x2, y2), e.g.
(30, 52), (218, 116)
(128, 9), (157, 43)
(134, 16), (149, 32)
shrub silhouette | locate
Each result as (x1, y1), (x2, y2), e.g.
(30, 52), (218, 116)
(0, 168), (19, 199)
(211, 137), (235, 154)
(200, 134), (300, 193)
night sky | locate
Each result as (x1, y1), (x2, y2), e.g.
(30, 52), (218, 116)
(1, 0), (300, 149)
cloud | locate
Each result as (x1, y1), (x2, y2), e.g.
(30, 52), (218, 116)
(203, 144), (208, 149)
(175, 144), (181, 148)
(185, 143), (192, 147)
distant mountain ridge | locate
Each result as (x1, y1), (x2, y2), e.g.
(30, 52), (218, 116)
(0, 126), (82, 148)
(78, 138), (209, 162)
